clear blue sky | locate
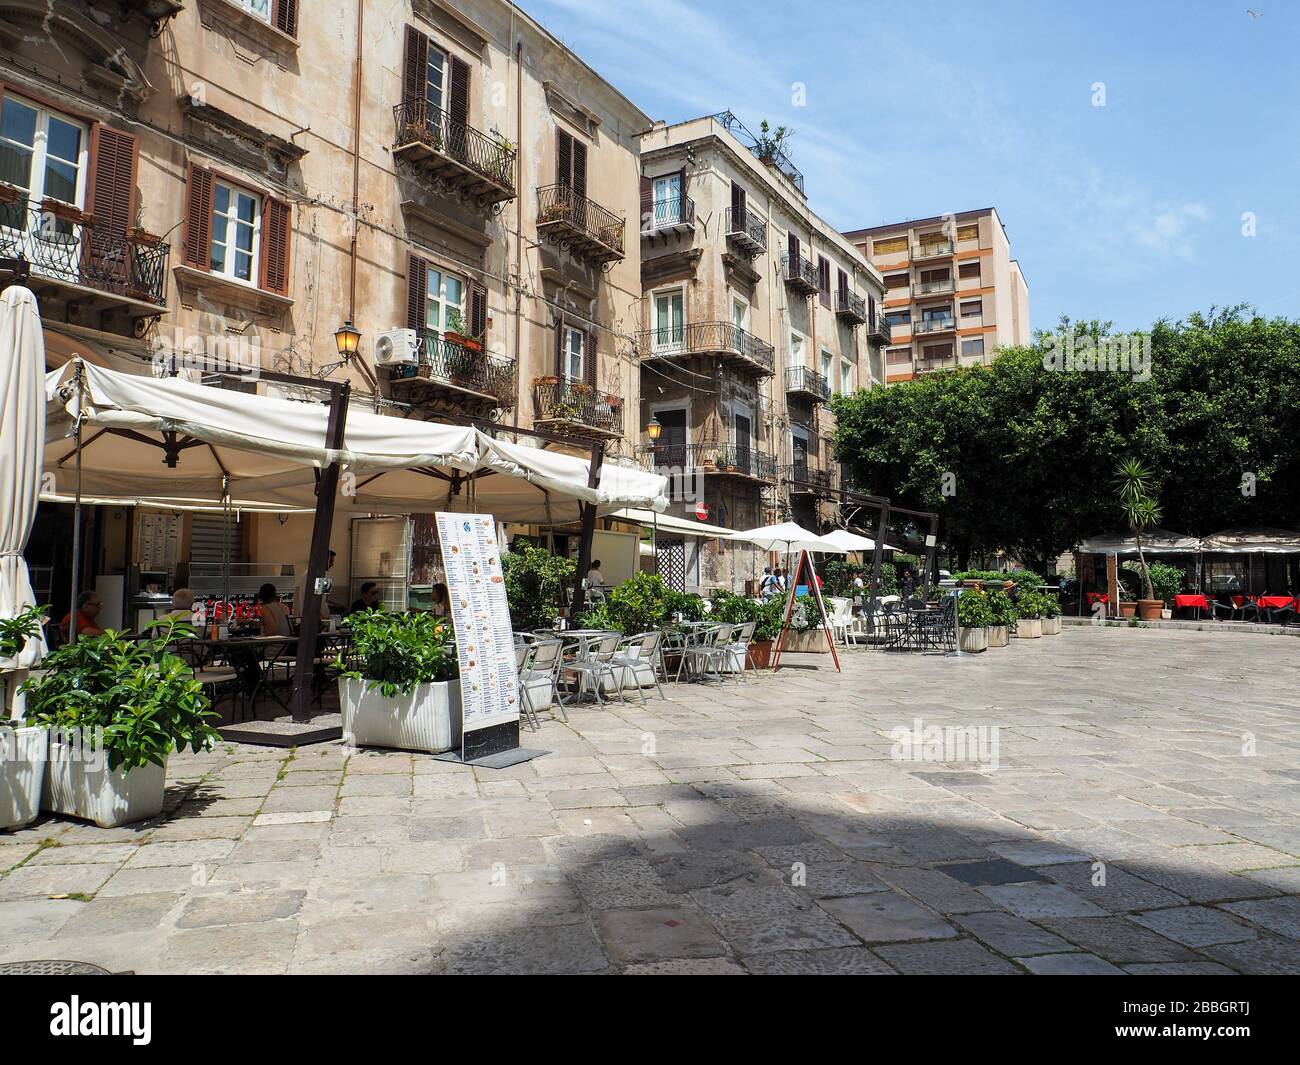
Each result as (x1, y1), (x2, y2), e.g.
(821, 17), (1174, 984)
(525, 0), (1300, 333)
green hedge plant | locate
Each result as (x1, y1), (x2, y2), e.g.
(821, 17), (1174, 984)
(985, 589), (1018, 627)
(338, 611), (458, 697)
(956, 591), (993, 628)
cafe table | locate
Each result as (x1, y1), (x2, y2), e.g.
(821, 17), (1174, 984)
(1173, 593), (1210, 619)
(199, 634), (296, 718)
(1255, 595), (1298, 622)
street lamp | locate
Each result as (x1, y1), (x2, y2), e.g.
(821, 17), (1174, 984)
(646, 415), (663, 442)
(333, 319), (361, 360)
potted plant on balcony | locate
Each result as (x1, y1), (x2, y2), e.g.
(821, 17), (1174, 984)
(39, 198), (92, 225)
(19, 619), (220, 827)
(1114, 457), (1165, 621)
(955, 590), (991, 652)
(444, 311), (482, 353)
(336, 611), (462, 755)
(985, 588), (1016, 647)
(0, 182), (22, 206)
(1, 605), (49, 832)
(754, 121), (790, 165)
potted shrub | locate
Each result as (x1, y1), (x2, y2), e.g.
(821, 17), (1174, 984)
(955, 591), (991, 653)
(754, 120), (790, 165)
(1, 605), (49, 831)
(985, 588), (1015, 647)
(1114, 457), (1165, 621)
(1116, 572), (1138, 618)
(1140, 561), (1184, 621)
(20, 620), (219, 828)
(1040, 593), (1062, 635)
(444, 310), (482, 352)
(503, 543), (575, 631)
(337, 611), (461, 754)
(1013, 591), (1044, 639)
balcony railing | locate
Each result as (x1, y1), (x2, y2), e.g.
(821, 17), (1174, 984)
(917, 352), (958, 373)
(392, 97), (517, 205)
(835, 289), (868, 324)
(912, 240), (953, 259)
(0, 196), (168, 307)
(724, 205), (766, 257)
(636, 321), (776, 376)
(913, 317), (955, 335)
(784, 365), (830, 401)
(782, 462), (834, 493)
(536, 184), (625, 264)
(532, 377), (624, 436)
(781, 253), (819, 294)
(640, 441), (776, 482)
(643, 195), (695, 234)
(914, 278), (954, 297)
(869, 314), (893, 345)
(387, 331), (516, 408)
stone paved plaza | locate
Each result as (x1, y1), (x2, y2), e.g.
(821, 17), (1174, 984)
(2, 626), (1299, 975)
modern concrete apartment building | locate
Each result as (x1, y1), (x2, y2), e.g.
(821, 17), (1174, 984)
(638, 113), (887, 590)
(0, 0), (647, 604)
(844, 208), (1028, 383)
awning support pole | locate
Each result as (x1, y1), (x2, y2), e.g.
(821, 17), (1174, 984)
(869, 502), (890, 634)
(569, 439), (605, 619)
(292, 380), (350, 722)
(69, 362), (84, 645)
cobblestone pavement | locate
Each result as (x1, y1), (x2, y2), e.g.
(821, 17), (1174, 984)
(3, 626), (1299, 974)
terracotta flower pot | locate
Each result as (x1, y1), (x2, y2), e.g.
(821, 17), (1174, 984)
(1118, 601), (1137, 618)
(747, 639), (773, 669)
(1137, 599), (1163, 621)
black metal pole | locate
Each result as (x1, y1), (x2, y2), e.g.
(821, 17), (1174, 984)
(570, 439), (605, 619)
(69, 363), (83, 644)
(869, 502), (889, 635)
(291, 381), (350, 722)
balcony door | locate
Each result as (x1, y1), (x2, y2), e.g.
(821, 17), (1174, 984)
(732, 295), (749, 334)
(652, 288), (684, 353)
(0, 93), (87, 254)
(426, 267), (466, 339)
(652, 407), (686, 470)
(733, 408), (753, 473)
(792, 429), (810, 478)
(652, 173), (682, 227)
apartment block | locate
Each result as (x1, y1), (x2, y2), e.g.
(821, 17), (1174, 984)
(844, 208), (1029, 383)
(639, 113), (887, 590)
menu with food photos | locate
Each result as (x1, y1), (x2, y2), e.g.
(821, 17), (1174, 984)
(434, 513), (520, 735)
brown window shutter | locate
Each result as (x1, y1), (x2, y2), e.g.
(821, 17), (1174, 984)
(406, 254), (428, 331)
(640, 175), (652, 230)
(788, 232), (799, 264)
(182, 164), (214, 271)
(557, 129), (572, 187)
(554, 319), (565, 376)
(273, 0), (298, 37)
(572, 139), (587, 200)
(677, 167), (686, 216)
(403, 26), (429, 104)
(585, 325), (597, 386)
(448, 56), (470, 126)
(818, 257), (831, 307)
(259, 196), (291, 296)
(731, 181), (744, 223)
(88, 125), (137, 241)
(469, 281), (487, 339)
(838, 268), (849, 298)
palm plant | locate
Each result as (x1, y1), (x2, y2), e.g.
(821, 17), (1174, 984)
(1113, 457), (1162, 601)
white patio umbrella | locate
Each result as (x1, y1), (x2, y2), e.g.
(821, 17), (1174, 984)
(734, 521), (847, 555)
(821, 528), (902, 554)
(0, 286), (47, 682)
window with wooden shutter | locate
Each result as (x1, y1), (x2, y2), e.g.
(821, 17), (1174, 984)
(448, 56), (470, 128)
(956, 223), (979, 242)
(182, 164), (214, 271)
(731, 181), (745, 225)
(260, 196), (291, 296)
(469, 281), (487, 339)
(272, 0), (298, 38)
(554, 320), (565, 377)
(86, 124), (138, 285)
(639, 174), (652, 232)
(837, 267), (849, 298)
(406, 254), (428, 331)
(818, 256), (831, 307)
(872, 235), (907, 256)
(788, 232), (799, 264)
(572, 138), (587, 200)
(585, 325), (597, 386)
(557, 129), (587, 200)
(403, 26), (429, 104)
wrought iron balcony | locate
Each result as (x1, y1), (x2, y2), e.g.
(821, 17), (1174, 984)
(913, 317), (955, 335)
(784, 365), (830, 402)
(636, 321), (775, 376)
(724, 205), (766, 257)
(387, 331), (516, 409)
(782, 462), (834, 494)
(912, 240), (953, 259)
(781, 253), (819, 295)
(532, 377), (624, 438)
(868, 313), (892, 345)
(639, 442), (776, 483)
(836, 289), (868, 324)
(536, 184), (626, 265)
(392, 97), (517, 207)
(642, 195), (695, 236)
(0, 195), (168, 309)
(913, 278), (954, 297)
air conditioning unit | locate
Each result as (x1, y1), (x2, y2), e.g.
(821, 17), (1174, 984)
(374, 328), (419, 366)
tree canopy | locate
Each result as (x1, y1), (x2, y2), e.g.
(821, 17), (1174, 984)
(830, 308), (1300, 569)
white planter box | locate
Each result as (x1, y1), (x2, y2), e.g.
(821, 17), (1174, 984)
(957, 627), (988, 653)
(340, 677), (462, 754)
(1016, 618), (1043, 639)
(42, 741), (166, 828)
(987, 625), (1010, 648)
(1041, 616), (1062, 635)
(0, 725), (48, 831)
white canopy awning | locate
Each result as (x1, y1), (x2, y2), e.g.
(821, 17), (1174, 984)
(608, 508), (736, 540)
(734, 521), (847, 555)
(42, 358), (668, 520)
(1077, 528), (1201, 555)
(821, 528), (902, 554)
(1199, 528), (1300, 554)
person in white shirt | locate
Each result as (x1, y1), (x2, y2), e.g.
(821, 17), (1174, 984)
(586, 560), (606, 589)
(164, 587), (196, 624)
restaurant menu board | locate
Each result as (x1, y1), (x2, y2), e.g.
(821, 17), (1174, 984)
(435, 513), (520, 741)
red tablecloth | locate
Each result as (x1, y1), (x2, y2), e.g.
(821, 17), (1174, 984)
(1231, 595), (1253, 608)
(1257, 596), (1296, 609)
(1086, 592), (1108, 605)
(1174, 594), (1209, 609)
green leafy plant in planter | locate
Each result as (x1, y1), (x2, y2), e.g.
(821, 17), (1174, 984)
(585, 572), (671, 635)
(1113, 457), (1163, 615)
(503, 544), (575, 630)
(337, 610), (458, 697)
(985, 589), (1018, 627)
(20, 619), (219, 771)
(1015, 591), (1046, 620)
(1126, 560), (1183, 605)
(0, 604), (46, 662)
(956, 591), (993, 628)
(788, 593), (820, 632)
(662, 589), (707, 623)
(1041, 594), (1062, 619)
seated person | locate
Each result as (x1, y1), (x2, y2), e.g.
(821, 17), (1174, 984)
(349, 581), (382, 616)
(164, 587), (197, 625)
(60, 591), (105, 641)
(257, 583), (294, 637)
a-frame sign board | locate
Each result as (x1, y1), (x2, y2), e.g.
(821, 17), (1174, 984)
(771, 548), (842, 673)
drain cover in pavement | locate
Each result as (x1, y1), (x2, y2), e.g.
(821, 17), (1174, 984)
(0, 960), (113, 975)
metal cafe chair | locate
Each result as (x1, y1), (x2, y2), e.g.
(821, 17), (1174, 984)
(521, 638), (566, 722)
(679, 623), (735, 683)
(612, 630), (665, 700)
(721, 620), (757, 676)
(561, 631), (624, 705)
